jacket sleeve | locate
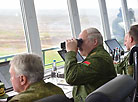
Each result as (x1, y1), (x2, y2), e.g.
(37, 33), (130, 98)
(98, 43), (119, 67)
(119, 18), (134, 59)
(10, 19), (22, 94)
(116, 53), (130, 75)
(64, 51), (108, 85)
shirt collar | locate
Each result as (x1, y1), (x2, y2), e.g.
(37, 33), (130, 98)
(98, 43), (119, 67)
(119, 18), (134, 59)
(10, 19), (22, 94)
(130, 45), (137, 50)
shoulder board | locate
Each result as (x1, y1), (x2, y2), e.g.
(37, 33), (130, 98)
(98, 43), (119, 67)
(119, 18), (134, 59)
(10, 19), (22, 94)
(90, 52), (96, 56)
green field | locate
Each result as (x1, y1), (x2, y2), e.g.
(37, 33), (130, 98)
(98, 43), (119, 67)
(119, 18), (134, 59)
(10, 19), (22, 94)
(43, 50), (65, 69)
(0, 48), (65, 69)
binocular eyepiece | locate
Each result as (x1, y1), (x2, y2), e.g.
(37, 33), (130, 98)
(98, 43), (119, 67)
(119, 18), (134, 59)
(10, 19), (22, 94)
(61, 38), (83, 50)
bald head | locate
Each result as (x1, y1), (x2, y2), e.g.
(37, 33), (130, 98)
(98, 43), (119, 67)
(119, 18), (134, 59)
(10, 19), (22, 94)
(86, 27), (103, 45)
(78, 27), (103, 56)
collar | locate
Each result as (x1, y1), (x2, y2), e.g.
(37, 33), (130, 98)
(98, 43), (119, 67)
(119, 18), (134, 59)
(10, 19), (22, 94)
(130, 45), (136, 50)
(87, 45), (104, 57)
(27, 80), (45, 89)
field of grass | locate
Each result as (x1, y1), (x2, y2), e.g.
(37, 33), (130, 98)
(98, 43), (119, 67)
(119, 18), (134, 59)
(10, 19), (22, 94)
(0, 48), (65, 69)
(43, 50), (65, 69)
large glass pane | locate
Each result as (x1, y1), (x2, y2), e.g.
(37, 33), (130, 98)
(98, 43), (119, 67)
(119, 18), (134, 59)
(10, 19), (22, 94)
(0, 0), (26, 61)
(77, 0), (102, 35)
(127, 0), (138, 25)
(106, 0), (125, 48)
(34, 0), (71, 68)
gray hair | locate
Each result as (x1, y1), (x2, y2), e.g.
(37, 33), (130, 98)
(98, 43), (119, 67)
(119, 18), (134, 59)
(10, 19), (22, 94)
(86, 27), (103, 45)
(10, 53), (44, 84)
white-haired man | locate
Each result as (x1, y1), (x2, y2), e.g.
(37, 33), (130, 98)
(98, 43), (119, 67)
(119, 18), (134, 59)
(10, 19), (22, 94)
(9, 53), (64, 102)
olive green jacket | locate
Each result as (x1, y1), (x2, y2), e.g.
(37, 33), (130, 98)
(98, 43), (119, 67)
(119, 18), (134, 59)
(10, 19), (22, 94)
(64, 45), (117, 102)
(116, 52), (133, 76)
(8, 80), (64, 102)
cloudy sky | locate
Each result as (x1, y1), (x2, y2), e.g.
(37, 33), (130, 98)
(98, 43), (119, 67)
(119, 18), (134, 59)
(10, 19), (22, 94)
(0, 0), (137, 9)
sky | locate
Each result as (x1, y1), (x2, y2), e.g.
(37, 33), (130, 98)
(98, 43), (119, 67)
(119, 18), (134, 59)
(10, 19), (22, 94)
(0, 0), (137, 9)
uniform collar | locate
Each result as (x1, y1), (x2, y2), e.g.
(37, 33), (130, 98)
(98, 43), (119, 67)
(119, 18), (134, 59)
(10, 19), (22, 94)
(87, 45), (104, 57)
(27, 80), (45, 90)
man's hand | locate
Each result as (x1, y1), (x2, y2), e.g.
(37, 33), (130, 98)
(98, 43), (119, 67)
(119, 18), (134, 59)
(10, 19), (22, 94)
(66, 38), (78, 53)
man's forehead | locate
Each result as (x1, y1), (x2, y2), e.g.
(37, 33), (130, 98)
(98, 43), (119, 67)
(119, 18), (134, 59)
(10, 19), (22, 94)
(79, 30), (87, 38)
(9, 65), (14, 73)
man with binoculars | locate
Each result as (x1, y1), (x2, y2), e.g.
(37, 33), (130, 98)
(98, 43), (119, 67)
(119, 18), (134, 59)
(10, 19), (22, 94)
(64, 27), (117, 102)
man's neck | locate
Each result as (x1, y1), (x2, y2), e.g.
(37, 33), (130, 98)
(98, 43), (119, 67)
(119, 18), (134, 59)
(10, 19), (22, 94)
(130, 44), (137, 50)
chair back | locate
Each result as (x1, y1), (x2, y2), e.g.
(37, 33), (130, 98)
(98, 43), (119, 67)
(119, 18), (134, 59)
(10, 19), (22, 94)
(85, 75), (136, 102)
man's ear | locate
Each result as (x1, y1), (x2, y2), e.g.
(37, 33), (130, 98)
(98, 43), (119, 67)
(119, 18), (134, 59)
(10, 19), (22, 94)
(19, 75), (27, 85)
(130, 36), (134, 43)
(93, 38), (98, 46)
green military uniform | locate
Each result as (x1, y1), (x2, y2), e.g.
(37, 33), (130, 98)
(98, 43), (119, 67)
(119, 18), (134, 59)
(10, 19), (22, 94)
(8, 80), (64, 102)
(64, 45), (117, 102)
(116, 52), (133, 76)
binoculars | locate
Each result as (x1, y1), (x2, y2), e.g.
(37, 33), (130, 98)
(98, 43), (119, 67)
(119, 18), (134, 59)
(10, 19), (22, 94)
(61, 38), (83, 50)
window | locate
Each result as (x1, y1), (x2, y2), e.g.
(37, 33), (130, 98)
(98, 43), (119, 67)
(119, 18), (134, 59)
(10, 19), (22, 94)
(127, 0), (138, 25)
(77, 0), (102, 34)
(0, 0), (26, 59)
(34, 0), (72, 68)
(106, 0), (125, 48)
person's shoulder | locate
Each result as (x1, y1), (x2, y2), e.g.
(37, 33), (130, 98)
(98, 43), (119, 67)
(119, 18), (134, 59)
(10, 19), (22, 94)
(8, 92), (36, 102)
(8, 94), (23, 102)
(89, 49), (109, 57)
(90, 52), (97, 56)
(46, 82), (64, 92)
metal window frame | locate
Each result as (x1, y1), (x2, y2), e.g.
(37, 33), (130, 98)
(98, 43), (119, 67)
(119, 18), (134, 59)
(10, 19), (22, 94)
(67, 0), (81, 38)
(20, 0), (42, 58)
(98, 0), (111, 41)
(121, 0), (130, 33)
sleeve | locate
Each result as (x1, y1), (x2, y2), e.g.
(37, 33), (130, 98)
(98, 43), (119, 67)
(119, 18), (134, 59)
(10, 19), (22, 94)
(116, 54), (129, 74)
(116, 60), (127, 74)
(64, 51), (104, 85)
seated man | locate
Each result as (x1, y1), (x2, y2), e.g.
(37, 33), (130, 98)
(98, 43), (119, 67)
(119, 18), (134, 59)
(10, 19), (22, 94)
(116, 24), (138, 76)
(64, 27), (117, 102)
(8, 53), (64, 102)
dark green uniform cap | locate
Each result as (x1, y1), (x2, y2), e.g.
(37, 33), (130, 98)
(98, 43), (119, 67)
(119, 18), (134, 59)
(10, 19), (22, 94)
(0, 82), (8, 99)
